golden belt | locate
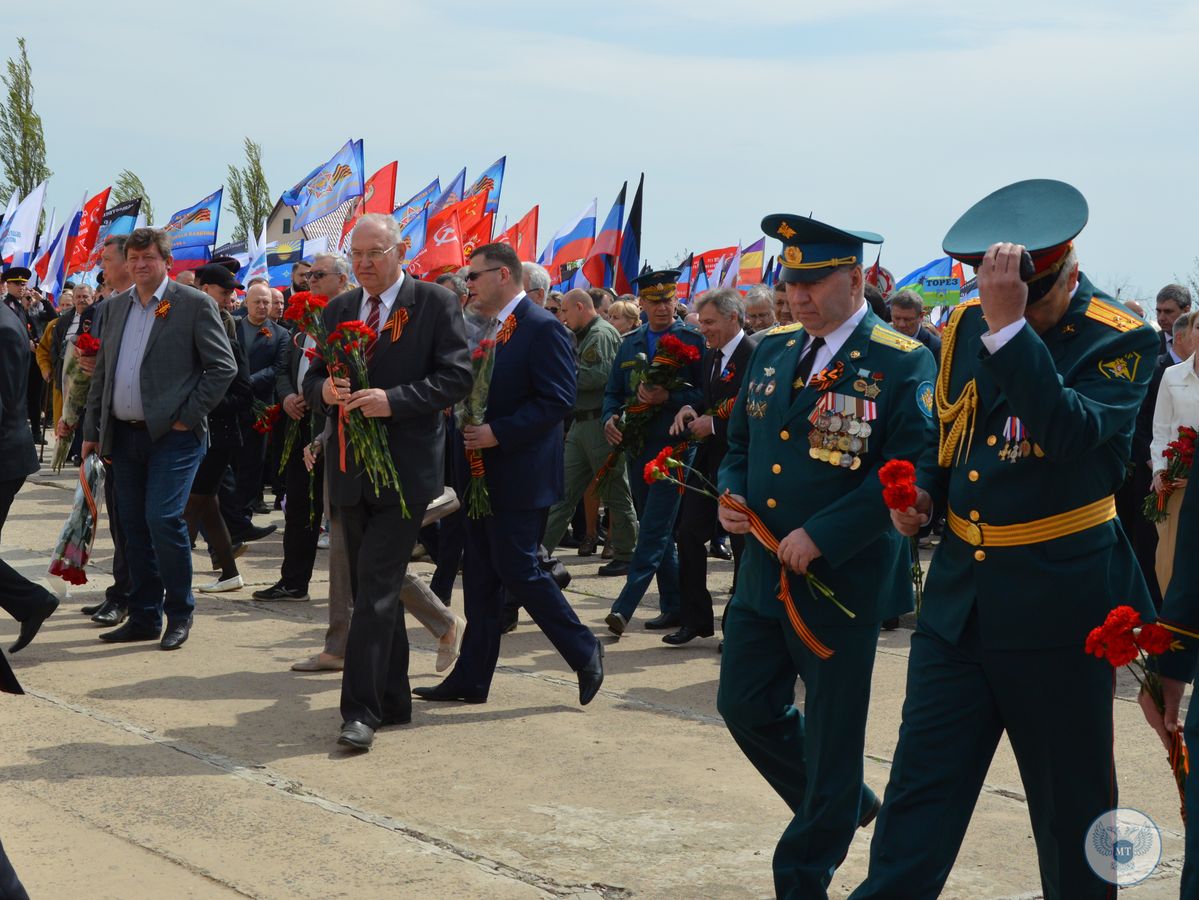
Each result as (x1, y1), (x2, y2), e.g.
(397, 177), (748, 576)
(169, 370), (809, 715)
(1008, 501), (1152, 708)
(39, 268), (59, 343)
(947, 496), (1116, 548)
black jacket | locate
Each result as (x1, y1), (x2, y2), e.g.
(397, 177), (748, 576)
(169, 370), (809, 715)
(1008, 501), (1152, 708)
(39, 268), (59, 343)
(0, 303), (38, 482)
(207, 313), (253, 450)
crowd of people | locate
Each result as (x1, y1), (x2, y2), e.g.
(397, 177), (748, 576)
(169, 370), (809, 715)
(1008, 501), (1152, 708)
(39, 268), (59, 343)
(1, 176), (1198, 898)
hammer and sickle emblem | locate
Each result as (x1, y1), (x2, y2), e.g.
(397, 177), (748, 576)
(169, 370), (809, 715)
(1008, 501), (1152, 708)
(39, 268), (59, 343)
(433, 225), (456, 246)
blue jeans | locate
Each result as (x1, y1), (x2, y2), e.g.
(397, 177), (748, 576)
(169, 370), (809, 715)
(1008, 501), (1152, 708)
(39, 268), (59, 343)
(609, 445), (692, 621)
(111, 424), (205, 631)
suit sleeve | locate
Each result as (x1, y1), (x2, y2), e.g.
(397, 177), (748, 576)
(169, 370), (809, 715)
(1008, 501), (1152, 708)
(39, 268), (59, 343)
(1134, 365), (1165, 465)
(717, 343), (761, 500)
(804, 346), (938, 568)
(175, 298), (238, 429)
(981, 322), (1158, 463)
(82, 322), (110, 442)
(383, 291), (472, 419)
(489, 317), (576, 451)
(275, 341), (299, 401)
(0, 327), (22, 422)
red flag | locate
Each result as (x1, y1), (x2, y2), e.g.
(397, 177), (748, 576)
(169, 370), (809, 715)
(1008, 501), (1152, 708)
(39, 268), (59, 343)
(339, 162), (398, 250)
(407, 212), (464, 279)
(65, 188), (111, 276)
(427, 190), (489, 243)
(496, 206), (538, 262)
(462, 213), (494, 259)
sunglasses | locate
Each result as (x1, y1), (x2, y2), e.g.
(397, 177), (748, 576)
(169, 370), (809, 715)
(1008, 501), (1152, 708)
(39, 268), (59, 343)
(465, 266), (504, 283)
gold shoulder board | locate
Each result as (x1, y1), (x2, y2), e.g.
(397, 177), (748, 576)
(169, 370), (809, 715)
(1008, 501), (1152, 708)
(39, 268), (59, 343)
(870, 323), (922, 352)
(1085, 298), (1143, 333)
(766, 322), (805, 336)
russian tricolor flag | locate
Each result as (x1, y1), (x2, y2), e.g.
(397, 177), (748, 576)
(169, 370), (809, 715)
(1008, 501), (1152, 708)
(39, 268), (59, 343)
(542, 199), (596, 281)
(580, 184), (626, 289)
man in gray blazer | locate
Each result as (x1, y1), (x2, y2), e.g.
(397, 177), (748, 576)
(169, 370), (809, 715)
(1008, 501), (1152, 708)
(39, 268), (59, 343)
(82, 228), (237, 650)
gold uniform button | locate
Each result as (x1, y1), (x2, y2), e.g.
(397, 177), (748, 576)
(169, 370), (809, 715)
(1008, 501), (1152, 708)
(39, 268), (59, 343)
(767, 498), (777, 509)
(772, 464), (782, 474)
(780, 430), (790, 441)
(969, 510), (980, 522)
(986, 435), (998, 447)
(974, 550), (986, 562)
(968, 470), (980, 482)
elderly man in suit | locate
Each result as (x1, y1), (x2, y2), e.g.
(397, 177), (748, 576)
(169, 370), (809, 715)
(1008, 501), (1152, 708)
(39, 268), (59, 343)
(665, 287), (756, 646)
(0, 290), (58, 656)
(81, 228), (237, 651)
(414, 242), (604, 707)
(303, 214), (473, 751)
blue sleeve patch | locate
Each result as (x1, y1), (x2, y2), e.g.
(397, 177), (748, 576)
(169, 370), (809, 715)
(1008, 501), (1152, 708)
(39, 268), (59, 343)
(917, 381), (935, 418)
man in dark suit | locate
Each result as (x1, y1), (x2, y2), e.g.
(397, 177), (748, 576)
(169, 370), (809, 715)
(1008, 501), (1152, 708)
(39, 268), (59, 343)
(0, 290), (58, 655)
(303, 214), (473, 751)
(664, 287), (756, 646)
(230, 281), (288, 529)
(414, 242), (604, 707)
(81, 228), (237, 651)
(887, 289), (942, 362)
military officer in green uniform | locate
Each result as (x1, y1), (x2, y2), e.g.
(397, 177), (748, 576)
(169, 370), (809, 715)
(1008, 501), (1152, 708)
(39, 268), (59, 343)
(543, 288), (638, 565)
(1143, 481), (1199, 895)
(851, 180), (1159, 900)
(602, 269), (706, 632)
(716, 215), (937, 899)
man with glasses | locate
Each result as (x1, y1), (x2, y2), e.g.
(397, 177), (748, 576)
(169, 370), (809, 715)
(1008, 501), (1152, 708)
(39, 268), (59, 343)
(415, 242), (604, 707)
(303, 216), (472, 750)
(522, 262), (551, 307)
(601, 269), (706, 625)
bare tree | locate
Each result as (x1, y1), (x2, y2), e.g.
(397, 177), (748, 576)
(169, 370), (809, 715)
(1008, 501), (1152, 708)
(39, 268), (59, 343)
(113, 169), (154, 224)
(0, 37), (51, 199)
(226, 137), (271, 242)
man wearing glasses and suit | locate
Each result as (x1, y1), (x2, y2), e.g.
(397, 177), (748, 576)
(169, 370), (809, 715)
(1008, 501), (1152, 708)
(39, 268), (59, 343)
(304, 214), (473, 751)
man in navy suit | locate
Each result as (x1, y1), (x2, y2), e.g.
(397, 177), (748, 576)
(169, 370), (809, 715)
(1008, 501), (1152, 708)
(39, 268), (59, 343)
(414, 242), (604, 706)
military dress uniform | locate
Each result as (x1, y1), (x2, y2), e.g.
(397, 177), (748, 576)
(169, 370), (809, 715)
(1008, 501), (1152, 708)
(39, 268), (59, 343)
(542, 312), (638, 562)
(852, 180), (1159, 900)
(1150, 481), (1199, 896)
(602, 270), (706, 630)
(717, 216), (937, 899)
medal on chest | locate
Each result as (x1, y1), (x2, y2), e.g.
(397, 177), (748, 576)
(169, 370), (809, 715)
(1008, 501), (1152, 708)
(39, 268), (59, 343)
(807, 393), (876, 470)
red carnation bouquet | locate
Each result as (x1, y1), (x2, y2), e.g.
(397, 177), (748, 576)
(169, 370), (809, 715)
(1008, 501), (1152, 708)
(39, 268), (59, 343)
(1086, 605), (1188, 821)
(279, 292), (331, 475)
(1144, 425), (1196, 523)
(48, 455), (106, 586)
(455, 313), (502, 518)
(644, 444), (852, 659)
(879, 459), (925, 614)
(52, 331), (102, 473)
(251, 401), (282, 435)
(326, 320), (406, 513)
(594, 332), (701, 493)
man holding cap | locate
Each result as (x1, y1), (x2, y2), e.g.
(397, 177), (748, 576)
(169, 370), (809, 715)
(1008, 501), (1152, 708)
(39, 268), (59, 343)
(851, 180), (1159, 899)
(716, 215), (936, 898)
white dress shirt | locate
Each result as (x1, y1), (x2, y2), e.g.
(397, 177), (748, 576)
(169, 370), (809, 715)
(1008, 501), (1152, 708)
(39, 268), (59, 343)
(358, 272), (404, 323)
(1151, 355), (1199, 469)
(496, 291), (526, 324)
(714, 329), (745, 373)
(799, 302), (869, 382)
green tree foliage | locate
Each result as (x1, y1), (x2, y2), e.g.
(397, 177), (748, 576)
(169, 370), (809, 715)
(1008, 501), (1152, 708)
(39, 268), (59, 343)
(0, 37), (52, 200)
(227, 137), (271, 242)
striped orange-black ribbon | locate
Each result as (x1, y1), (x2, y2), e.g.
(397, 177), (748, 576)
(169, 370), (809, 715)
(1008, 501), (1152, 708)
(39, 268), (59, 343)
(497, 314), (517, 345)
(387, 307), (409, 343)
(78, 461), (98, 527)
(718, 492), (834, 659)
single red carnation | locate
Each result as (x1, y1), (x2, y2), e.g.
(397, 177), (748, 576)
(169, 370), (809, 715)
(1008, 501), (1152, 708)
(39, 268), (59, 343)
(1136, 622), (1174, 656)
(1104, 605), (1142, 635)
(878, 459), (916, 487)
(883, 483), (918, 511)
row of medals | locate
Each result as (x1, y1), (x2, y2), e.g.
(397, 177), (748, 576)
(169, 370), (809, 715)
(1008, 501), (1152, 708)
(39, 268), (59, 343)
(809, 411), (872, 469)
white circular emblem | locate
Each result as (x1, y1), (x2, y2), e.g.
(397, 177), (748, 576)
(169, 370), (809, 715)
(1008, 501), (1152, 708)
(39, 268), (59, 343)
(1084, 808), (1161, 886)
(433, 225), (457, 246)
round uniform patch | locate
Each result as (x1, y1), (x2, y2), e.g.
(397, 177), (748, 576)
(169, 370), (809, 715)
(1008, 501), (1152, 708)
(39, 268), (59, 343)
(916, 381), (935, 418)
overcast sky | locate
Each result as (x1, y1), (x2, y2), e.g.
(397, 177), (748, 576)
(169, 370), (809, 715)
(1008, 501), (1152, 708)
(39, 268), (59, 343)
(4, 0), (1198, 297)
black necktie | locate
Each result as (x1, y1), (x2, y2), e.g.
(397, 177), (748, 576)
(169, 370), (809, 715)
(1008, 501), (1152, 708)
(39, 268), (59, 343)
(710, 348), (723, 386)
(791, 336), (825, 400)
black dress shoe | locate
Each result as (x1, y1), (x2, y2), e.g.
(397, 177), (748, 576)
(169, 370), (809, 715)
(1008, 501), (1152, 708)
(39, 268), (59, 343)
(577, 642), (604, 706)
(10, 593), (59, 653)
(662, 626), (713, 646)
(80, 602), (102, 615)
(859, 794), (882, 828)
(98, 621), (160, 643)
(337, 720), (375, 751)
(231, 523), (277, 543)
(412, 684), (487, 703)
(709, 541), (733, 560)
(596, 560), (629, 577)
(252, 501), (271, 515)
(501, 609), (519, 634)
(160, 617), (192, 650)
(577, 536), (598, 557)
(643, 612), (682, 630)
(881, 617), (900, 631)
(91, 598), (128, 627)
(559, 534), (581, 549)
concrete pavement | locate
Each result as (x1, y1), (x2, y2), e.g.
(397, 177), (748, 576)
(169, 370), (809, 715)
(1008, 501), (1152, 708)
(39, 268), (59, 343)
(0, 463), (1189, 898)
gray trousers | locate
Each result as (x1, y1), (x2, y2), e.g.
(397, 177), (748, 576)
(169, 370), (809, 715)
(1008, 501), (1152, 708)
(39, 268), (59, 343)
(323, 505), (453, 657)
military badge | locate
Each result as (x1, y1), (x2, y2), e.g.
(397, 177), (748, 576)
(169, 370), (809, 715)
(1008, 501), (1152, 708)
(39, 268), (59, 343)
(917, 381), (934, 418)
(782, 246), (804, 267)
(1098, 352), (1142, 382)
(777, 221), (797, 240)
